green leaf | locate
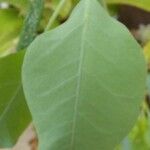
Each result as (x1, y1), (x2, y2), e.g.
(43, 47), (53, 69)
(0, 8), (23, 57)
(0, 51), (31, 147)
(106, 0), (150, 12)
(22, 0), (146, 149)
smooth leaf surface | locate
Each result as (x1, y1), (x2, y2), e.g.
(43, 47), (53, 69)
(0, 51), (31, 147)
(106, 0), (150, 12)
(22, 0), (146, 149)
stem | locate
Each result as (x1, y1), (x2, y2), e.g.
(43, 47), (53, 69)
(45, 0), (68, 31)
(16, 0), (44, 51)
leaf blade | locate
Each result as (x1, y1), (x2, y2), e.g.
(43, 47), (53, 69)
(22, 0), (146, 149)
(0, 52), (31, 147)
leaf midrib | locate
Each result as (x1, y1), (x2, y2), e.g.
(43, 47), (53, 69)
(70, 0), (90, 148)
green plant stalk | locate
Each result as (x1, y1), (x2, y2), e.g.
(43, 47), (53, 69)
(45, 0), (68, 31)
(16, 0), (44, 51)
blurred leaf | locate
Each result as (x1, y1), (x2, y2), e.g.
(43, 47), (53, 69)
(0, 8), (23, 57)
(117, 103), (150, 150)
(22, 0), (146, 149)
(0, 0), (29, 14)
(129, 107), (150, 150)
(144, 41), (150, 64)
(144, 116), (150, 148)
(39, 8), (60, 31)
(50, 0), (73, 19)
(0, 51), (31, 147)
(106, 0), (150, 12)
(147, 73), (150, 96)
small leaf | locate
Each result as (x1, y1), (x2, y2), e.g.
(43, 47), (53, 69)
(22, 0), (146, 149)
(0, 51), (31, 147)
(106, 0), (150, 12)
